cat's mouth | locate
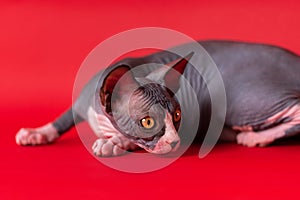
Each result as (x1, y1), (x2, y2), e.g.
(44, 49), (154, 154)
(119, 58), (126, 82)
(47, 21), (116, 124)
(139, 138), (181, 154)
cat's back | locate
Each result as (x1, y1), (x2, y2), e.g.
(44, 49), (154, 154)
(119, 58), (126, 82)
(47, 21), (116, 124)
(199, 40), (299, 70)
(196, 40), (300, 93)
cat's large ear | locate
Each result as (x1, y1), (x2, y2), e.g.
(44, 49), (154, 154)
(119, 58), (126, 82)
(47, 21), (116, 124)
(100, 65), (138, 114)
(164, 52), (194, 93)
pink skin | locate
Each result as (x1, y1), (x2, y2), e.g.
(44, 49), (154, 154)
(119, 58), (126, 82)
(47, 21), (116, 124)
(92, 136), (135, 157)
(88, 107), (139, 157)
(232, 125), (253, 132)
(235, 104), (300, 147)
(15, 123), (59, 146)
(237, 124), (290, 147)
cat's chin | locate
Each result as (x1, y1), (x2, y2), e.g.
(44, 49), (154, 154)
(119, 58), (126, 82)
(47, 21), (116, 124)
(142, 142), (180, 155)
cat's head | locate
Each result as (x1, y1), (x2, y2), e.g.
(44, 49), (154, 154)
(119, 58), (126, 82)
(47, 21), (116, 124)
(99, 53), (193, 154)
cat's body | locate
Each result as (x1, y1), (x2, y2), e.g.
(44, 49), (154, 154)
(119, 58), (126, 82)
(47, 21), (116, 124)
(16, 40), (300, 156)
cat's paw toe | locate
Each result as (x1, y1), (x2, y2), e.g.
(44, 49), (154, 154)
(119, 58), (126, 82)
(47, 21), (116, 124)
(28, 132), (48, 145)
(16, 128), (48, 146)
(92, 137), (127, 157)
(237, 132), (273, 147)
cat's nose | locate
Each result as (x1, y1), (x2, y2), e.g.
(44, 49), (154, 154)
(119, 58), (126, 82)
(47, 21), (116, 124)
(170, 141), (179, 149)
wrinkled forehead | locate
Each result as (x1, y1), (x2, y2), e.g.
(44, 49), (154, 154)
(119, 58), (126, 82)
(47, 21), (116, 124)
(128, 83), (178, 115)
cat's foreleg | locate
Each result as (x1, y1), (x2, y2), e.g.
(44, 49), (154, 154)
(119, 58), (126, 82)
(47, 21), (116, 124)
(16, 123), (59, 146)
(92, 135), (139, 157)
(16, 108), (84, 145)
(88, 108), (139, 157)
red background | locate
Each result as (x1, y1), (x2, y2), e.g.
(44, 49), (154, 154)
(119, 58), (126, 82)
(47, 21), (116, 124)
(1, 0), (300, 199)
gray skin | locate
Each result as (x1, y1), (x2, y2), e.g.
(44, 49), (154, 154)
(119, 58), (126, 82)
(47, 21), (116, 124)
(98, 64), (184, 152)
(15, 40), (300, 154)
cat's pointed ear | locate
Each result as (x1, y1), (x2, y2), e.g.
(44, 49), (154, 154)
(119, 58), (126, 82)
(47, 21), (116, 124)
(164, 52), (194, 93)
(100, 65), (138, 113)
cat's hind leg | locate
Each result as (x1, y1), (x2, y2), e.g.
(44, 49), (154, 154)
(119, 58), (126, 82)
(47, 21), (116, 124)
(237, 123), (295, 147)
(235, 104), (300, 147)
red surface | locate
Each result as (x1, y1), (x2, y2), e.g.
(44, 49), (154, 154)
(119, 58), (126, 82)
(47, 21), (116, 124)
(1, 0), (300, 199)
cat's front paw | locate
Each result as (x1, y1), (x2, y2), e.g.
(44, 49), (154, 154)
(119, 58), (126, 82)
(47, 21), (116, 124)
(92, 136), (128, 157)
(15, 123), (59, 146)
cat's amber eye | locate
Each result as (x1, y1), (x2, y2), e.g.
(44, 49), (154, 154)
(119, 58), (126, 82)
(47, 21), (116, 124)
(173, 109), (181, 122)
(140, 116), (155, 129)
